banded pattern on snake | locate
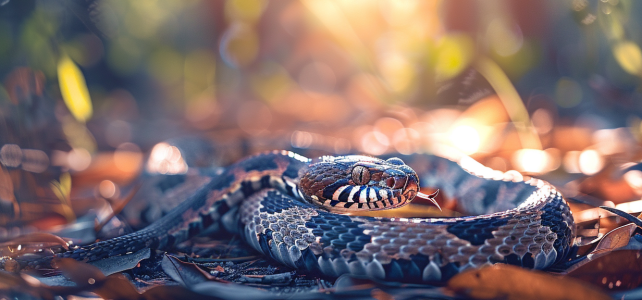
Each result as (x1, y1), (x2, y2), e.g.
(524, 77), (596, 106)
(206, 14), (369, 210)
(55, 151), (575, 283)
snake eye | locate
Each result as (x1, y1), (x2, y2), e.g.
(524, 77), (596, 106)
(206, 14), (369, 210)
(352, 166), (371, 185)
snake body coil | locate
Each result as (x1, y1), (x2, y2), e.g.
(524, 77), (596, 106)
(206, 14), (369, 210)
(59, 151), (575, 283)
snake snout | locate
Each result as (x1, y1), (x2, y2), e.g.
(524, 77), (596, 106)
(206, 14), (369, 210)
(385, 176), (407, 189)
(383, 170), (408, 189)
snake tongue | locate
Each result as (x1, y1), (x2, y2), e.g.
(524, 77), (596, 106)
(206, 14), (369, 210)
(415, 190), (441, 211)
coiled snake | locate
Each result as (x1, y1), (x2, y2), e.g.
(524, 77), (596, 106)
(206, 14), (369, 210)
(57, 151), (575, 283)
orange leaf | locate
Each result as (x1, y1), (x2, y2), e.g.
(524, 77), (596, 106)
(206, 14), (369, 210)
(567, 250), (642, 291)
(447, 264), (611, 300)
(590, 223), (637, 256)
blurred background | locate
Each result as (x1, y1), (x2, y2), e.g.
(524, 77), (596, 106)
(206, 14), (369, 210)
(2, 0), (642, 233)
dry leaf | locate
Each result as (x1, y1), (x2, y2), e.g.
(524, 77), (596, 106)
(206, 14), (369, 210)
(447, 264), (611, 300)
(54, 258), (106, 285)
(0, 232), (70, 257)
(93, 273), (141, 300)
(161, 253), (229, 287)
(52, 258), (141, 299)
(567, 250), (642, 291)
(590, 223), (637, 256)
(1, 233), (70, 250)
(34, 248), (149, 287)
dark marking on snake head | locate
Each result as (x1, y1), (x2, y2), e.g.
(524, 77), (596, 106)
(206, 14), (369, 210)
(321, 179), (349, 199)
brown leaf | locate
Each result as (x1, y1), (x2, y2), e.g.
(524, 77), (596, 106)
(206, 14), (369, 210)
(93, 273), (141, 300)
(0, 270), (27, 289)
(52, 258), (143, 299)
(53, 258), (106, 286)
(567, 250), (642, 291)
(447, 264), (611, 300)
(0, 232), (71, 258)
(161, 254), (229, 287)
(591, 223), (636, 255)
(0, 232), (70, 250)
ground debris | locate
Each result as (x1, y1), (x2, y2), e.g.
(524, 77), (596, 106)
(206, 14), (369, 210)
(238, 272), (293, 285)
(447, 264), (611, 300)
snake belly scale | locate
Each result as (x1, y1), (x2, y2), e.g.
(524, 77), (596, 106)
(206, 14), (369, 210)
(57, 150), (575, 283)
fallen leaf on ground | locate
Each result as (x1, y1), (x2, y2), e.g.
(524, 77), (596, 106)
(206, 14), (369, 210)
(590, 223), (637, 256)
(567, 249), (642, 291)
(0, 232), (70, 255)
(52, 258), (141, 299)
(90, 247), (150, 276)
(53, 258), (105, 285)
(161, 253), (227, 287)
(34, 248), (149, 286)
(92, 273), (141, 300)
(447, 264), (611, 300)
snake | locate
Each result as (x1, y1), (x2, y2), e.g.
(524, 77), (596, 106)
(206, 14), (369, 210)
(51, 150), (574, 283)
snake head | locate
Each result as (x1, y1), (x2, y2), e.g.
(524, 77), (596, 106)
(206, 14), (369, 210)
(299, 156), (431, 212)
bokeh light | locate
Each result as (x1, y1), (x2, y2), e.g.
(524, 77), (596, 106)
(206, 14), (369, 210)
(361, 131), (389, 156)
(0, 144), (21, 168)
(624, 170), (642, 193)
(531, 109), (554, 135)
(449, 125), (480, 155)
(98, 180), (117, 199)
(147, 142), (185, 175)
(578, 149), (604, 176)
(20, 149), (49, 173)
(563, 150), (582, 174)
(67, 148), (92, 172)
(512, 149), (549, 174)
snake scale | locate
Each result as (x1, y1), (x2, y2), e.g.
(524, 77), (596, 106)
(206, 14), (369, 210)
(56, 150), (575, 283)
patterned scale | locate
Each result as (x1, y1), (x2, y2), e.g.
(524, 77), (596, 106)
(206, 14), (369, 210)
(40, 151), (574, 284)
(235, 156), (574, 282)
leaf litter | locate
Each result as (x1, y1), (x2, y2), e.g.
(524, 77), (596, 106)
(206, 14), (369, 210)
(5, 183), (642, 299)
